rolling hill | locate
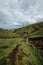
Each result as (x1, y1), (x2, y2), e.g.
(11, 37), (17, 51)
(14, 22), (43, 37)
(0, 22), (43, 65)
(0, 22), (43, 38)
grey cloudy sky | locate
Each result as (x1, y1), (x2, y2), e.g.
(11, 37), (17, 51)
(0, 0), (43, 29)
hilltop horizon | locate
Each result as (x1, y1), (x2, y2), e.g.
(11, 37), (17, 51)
(0, 21), (42, 30)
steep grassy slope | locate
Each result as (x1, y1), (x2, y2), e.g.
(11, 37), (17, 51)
(14, 22), (43, 37)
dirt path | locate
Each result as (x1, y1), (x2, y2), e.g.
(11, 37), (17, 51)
(12, 45), (21, 65)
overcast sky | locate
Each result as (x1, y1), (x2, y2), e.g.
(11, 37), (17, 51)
(0, 0), (43, 29)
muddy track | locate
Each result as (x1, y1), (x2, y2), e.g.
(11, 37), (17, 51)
(12, 45), (21, 65)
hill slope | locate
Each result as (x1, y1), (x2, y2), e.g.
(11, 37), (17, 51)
(0, 22), (43, 38)
(0, 22), (43, 65)
(14, 22), (43, 37)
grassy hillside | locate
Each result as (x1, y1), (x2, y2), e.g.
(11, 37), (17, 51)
(0, 22), (43, 38)
(0, 22), (43, 65)
(14, 22), (43, 37)
(0, 29), (19, 38)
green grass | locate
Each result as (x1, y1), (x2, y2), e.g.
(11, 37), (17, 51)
(0, 38), (22, 59)
(19, 42), (42, 65)
(14, 22), (43, 37)
(30, 31), (43, 37)
(0, 22), (43, 65)
(0, 38), (43, 65)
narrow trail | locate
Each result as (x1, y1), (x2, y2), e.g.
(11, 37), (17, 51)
(12, 45), (21, 65)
